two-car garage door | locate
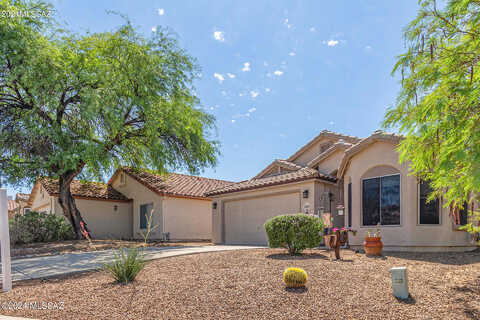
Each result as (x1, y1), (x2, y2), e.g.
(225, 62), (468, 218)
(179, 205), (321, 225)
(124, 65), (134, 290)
(224, 192), (300, 245)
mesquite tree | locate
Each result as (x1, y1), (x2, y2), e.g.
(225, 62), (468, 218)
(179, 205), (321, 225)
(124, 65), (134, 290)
(383, 0), (480, 234)
(0, 0), (218, 239)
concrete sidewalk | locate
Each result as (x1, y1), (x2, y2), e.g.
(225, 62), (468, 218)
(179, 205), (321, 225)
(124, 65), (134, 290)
(0, 245), (263, 282)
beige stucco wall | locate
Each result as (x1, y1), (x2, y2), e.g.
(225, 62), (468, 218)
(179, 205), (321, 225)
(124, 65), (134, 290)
(111, 171), (212, 240)
(292, 138), (335, 166)
(111, 173), (163, 239)
(53, 198), (132, 239)
(317, 149), (344, 175)
(31, 185), (54, 213)
(343, 141), (475, 251)
(162, 197), (211, 240)
(211, 180), (317, 245)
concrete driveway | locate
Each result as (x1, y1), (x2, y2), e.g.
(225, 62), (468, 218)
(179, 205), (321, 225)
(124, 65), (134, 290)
(0, 245), (263, 282)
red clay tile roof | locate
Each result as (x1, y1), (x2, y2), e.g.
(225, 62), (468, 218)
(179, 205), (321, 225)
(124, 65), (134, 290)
(7, 199), (19, 212)
(119, 168), (234, 199)
(38, 178), (129, 202)
(207, 167), (336, 196)
(15, 193), (30, 202)
(253, 159), (304, 179)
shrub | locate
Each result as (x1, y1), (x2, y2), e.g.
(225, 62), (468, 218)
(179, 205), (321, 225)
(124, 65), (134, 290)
(283, 267), (308, 288)
(9, 211), (75, 245)
(104, 248), (146, 284)
(264, 214), (324, 255)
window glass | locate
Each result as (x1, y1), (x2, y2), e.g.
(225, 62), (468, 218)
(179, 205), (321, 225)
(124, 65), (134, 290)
(381, 175), (401, 225)
(363, 175), (401, 226)
(140, 203), (153, 229)
(458, 202), (469, 226)
(362, 177), (380, 226)
(419, 182), (440, 224)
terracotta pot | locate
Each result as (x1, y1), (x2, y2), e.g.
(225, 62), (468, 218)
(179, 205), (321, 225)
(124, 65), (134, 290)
(363, 237), (383, 256)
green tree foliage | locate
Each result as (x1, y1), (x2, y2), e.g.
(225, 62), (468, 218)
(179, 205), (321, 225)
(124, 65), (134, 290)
(384, 0), (480, 234)
(0, 0), (218, 238)
(264, 214), (324, 255)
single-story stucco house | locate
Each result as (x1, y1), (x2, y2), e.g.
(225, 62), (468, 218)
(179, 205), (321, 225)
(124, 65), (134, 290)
(28, 168), (232, 240)
(207, 130), (476, 252)
(28, 178), (133, 239)
(108, 167), (232, 240)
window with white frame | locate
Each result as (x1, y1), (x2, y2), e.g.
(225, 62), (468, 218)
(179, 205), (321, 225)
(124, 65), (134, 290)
(418, 181), (440, 225)
(362, 174), (401, 226)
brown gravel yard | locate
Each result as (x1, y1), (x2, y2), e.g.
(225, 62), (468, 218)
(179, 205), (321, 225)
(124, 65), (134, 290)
(11, 239), (211, 259)
(1, 248), (480, 320)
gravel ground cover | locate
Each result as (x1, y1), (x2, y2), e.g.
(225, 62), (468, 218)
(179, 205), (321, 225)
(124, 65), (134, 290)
(1, 248), (480, 319)
(11, 240), (211, 259)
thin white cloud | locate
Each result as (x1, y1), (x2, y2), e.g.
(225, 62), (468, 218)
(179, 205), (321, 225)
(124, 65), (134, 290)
(239, 92), (244, 97)
(213, 73), (225, 83)
(266, 72), (272, 77)
(279, 133), (287, 138)
(327, 40), (339, 47)
(263, 61), (269, 67)
(221, 90), (227, 96)
(231, 119), (236, 123)
(250, 90), (259, 99)
(213, 31), (225, 42)
(365, 45), (372, 51)
(273, 70), (284, 76)
(289, 52), (296, 56)
(227, 73), (236, 78)
(151, 27), (157, 32)
(265, 88), (271, 92)
(284, 18), (292, 29)
(309, 27), (316, 32)
(248, 107), (257, 113)
(157, 8), (165, 15)
(242, 62), (251, 72)
(329, 121), (335, 125)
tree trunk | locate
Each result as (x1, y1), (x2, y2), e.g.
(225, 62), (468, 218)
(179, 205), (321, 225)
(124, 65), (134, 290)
(57, 168), (91, 240)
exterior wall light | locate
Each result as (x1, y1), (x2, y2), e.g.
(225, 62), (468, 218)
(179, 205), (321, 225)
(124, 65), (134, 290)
(303, 190), (309, 199)
(212, 202), (217, 209)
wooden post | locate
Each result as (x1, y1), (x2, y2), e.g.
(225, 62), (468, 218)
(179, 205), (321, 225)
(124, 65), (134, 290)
(0, 189), (12, 291)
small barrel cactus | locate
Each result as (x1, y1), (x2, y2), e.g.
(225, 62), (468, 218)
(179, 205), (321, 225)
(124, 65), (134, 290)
(283, 267), (308, 288)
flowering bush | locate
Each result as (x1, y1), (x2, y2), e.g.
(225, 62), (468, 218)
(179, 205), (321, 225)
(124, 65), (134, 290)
(264, 214), (324, 255)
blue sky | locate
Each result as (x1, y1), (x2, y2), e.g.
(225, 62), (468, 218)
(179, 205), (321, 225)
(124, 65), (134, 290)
(6, 0), (419, 197)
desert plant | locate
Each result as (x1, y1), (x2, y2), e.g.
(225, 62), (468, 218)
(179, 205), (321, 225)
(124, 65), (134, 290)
(9, 211), (75, 245)
(140, 207), (160, 248)
(104, 248), (146, 284)
(264, 214), (324, 255)
(283, 267), (308, 288)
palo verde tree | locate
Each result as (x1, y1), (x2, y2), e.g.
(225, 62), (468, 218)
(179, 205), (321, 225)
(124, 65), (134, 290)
(0, 0), (218, 239)
(384, 0), (480, 235)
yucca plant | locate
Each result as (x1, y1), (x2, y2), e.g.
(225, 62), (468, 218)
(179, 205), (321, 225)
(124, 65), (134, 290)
(104, 248), (146, 284)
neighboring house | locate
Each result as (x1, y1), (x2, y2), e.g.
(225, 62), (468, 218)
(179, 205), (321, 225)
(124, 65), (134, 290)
(15, 193), (31, 214)
(7, 197), (19, 219)
(28, 178), (133, 239)
(208, 130), (475, 251)
(109, 168), (233, 241)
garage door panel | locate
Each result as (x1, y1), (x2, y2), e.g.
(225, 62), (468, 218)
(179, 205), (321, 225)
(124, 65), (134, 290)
(224, 192), (300, 245)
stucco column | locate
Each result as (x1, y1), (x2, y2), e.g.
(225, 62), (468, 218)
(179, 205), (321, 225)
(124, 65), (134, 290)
(211, 199), (224, 244)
